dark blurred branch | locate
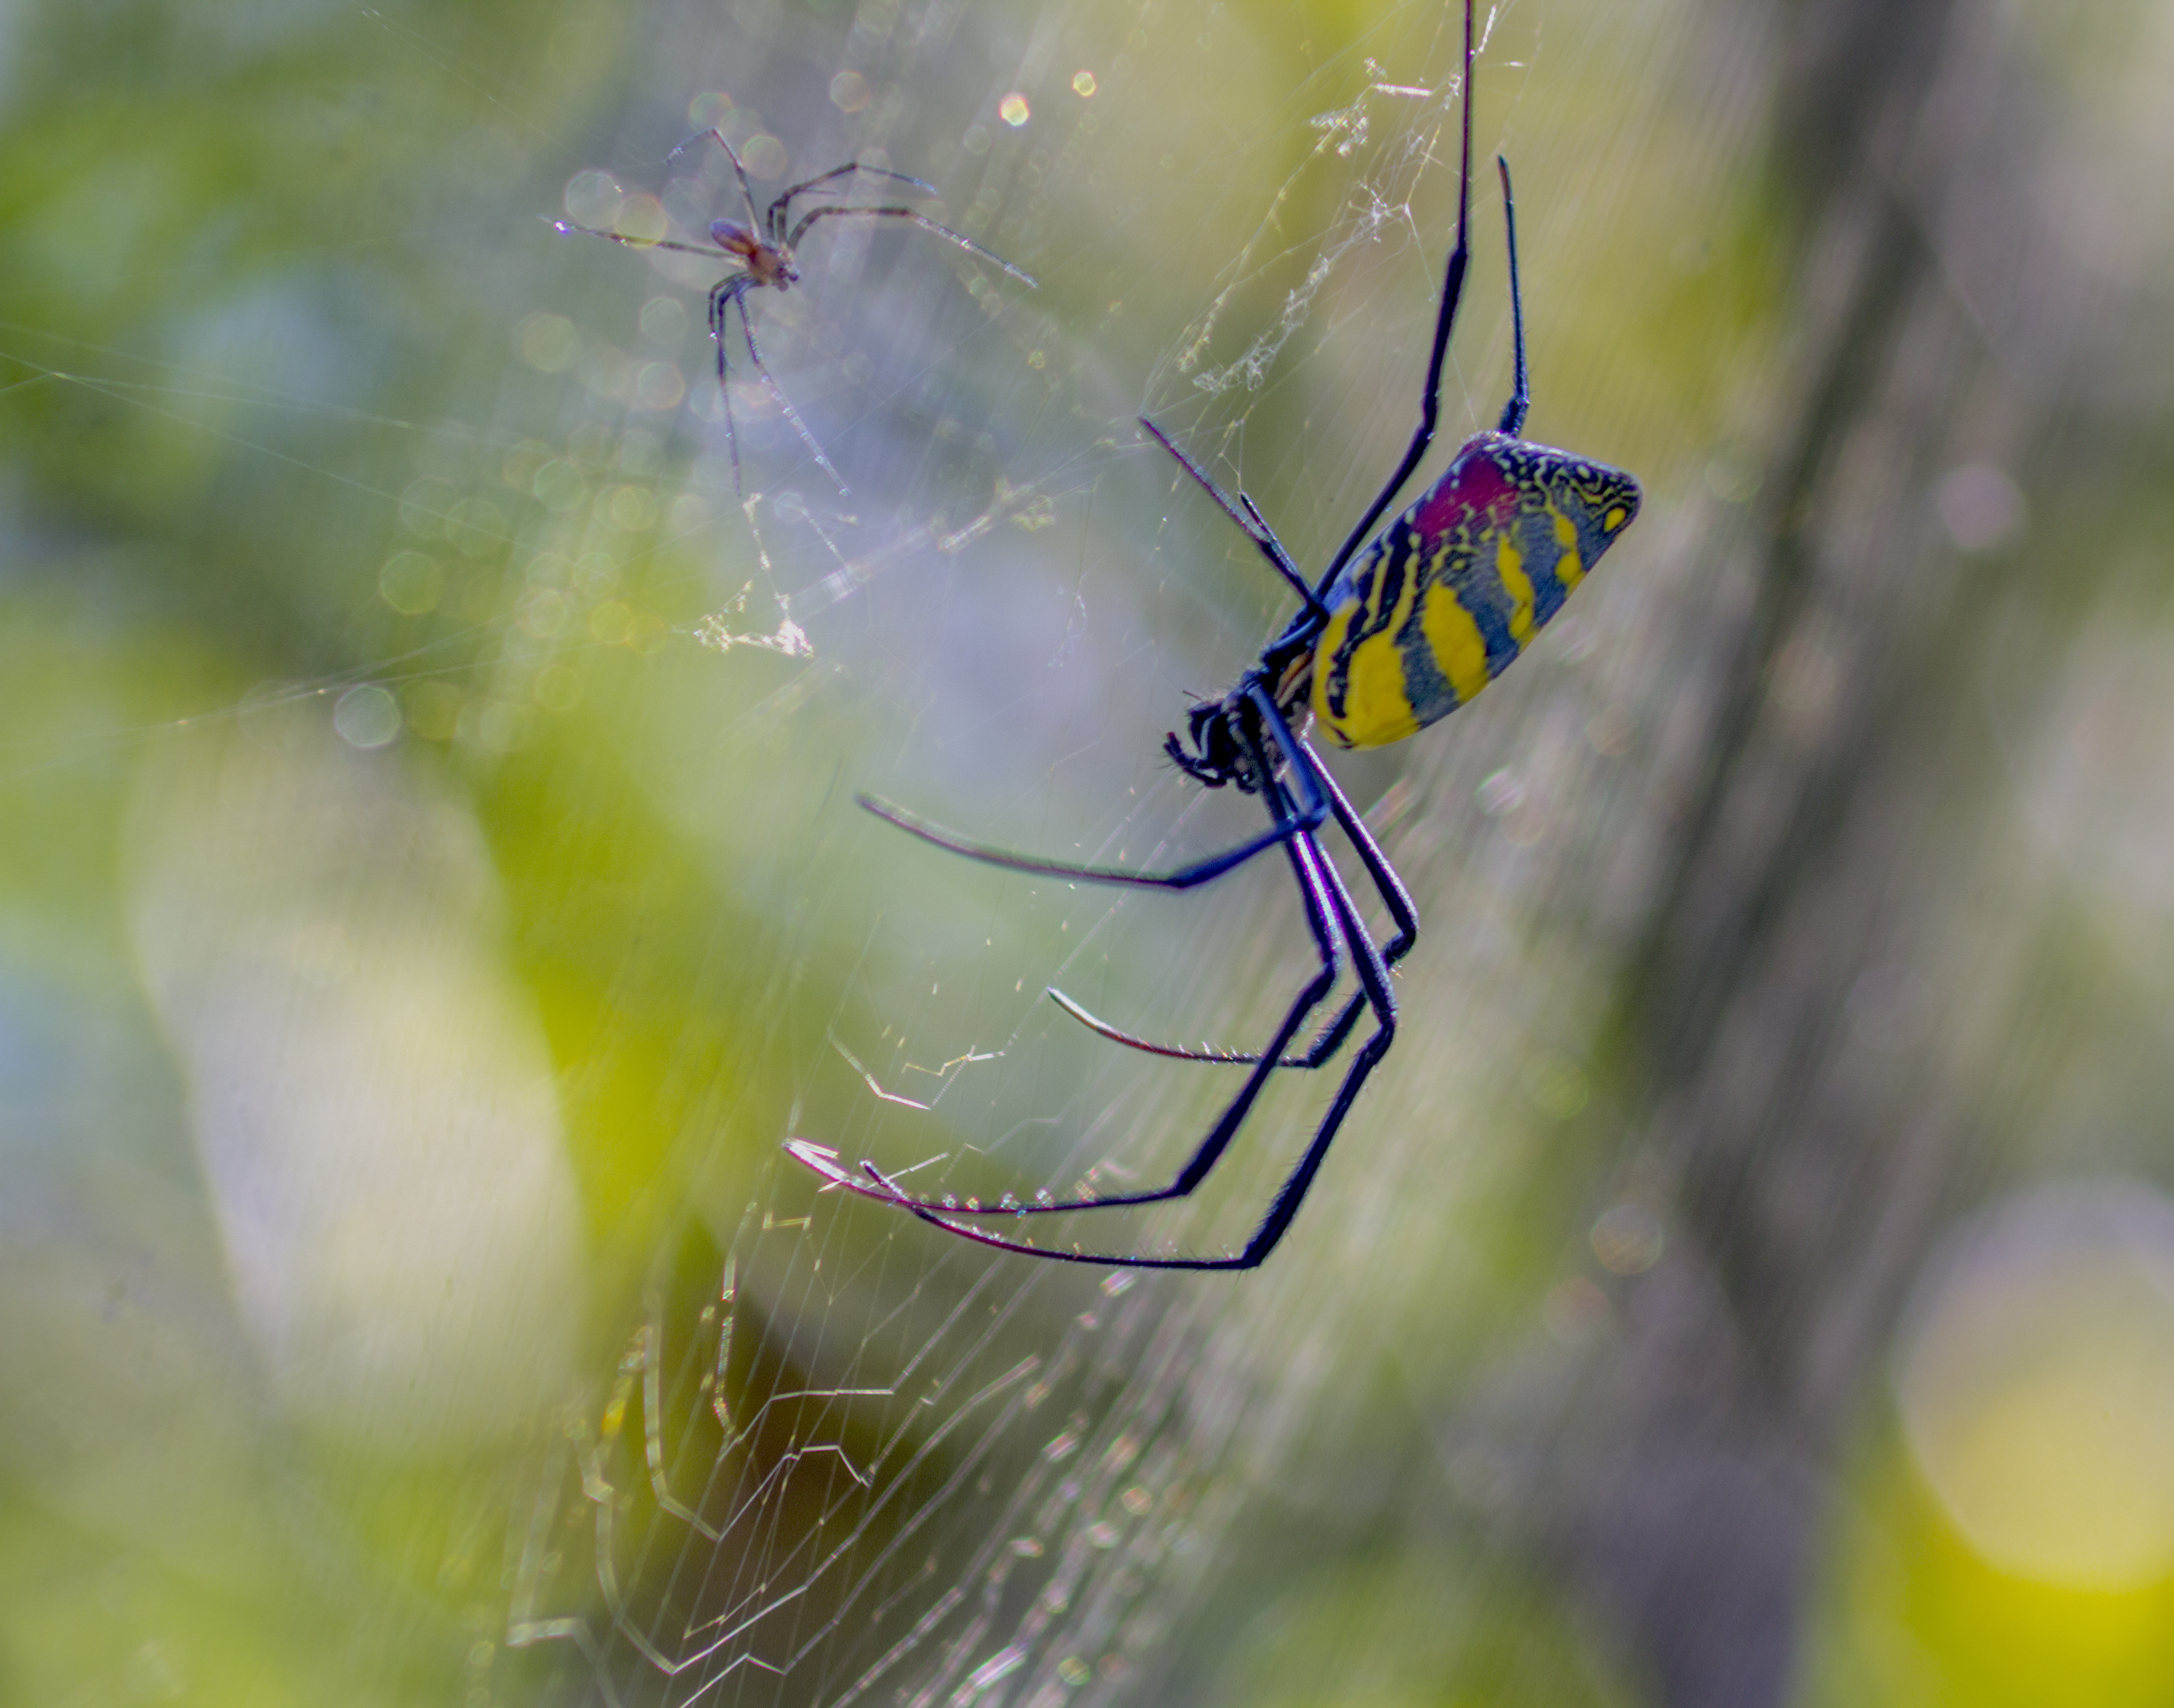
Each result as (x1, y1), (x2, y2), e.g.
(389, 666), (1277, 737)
(1536, 1), (2075, 1704)
(1627, 182), (1931, 1093)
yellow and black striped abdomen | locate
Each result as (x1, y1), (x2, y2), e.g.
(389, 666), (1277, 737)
(1310, 431), (1639, 750)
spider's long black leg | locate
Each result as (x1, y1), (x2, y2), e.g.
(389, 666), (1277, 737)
(1305, 733), (1419, 967)
(1214, 841), (1398, 1268)
(1311, 0), (1479, 599)
(859, 710), (1328, 891)
(1043, 689), (1341, 1063)
(1051, 731), (1416, 1068)
(854, 766), (1402, 1269)
(724, 275), (851, 497)
(1241, 732), (1418, 1063)
(673, 127), (764, 230)
(1237, 738), (1417, 1064)
(788, 707), (1346, 1231)
(1495, 155), (1530, 436)
(861, 681), (1330, 890)
(1137, 418), (1325, 626)
(767, 164), (940, 242)
(784, 206), (1037, 287)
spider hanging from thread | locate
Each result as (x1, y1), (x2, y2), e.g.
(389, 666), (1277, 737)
(789, 0), (1641, 1268)
(554, 126), (1036, 495)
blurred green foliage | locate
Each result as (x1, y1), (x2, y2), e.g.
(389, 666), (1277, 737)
(8, 0), (2174, 1705)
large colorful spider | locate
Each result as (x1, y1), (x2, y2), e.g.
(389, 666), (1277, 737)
(555, 126), (1034, 495)
(791, 0), (1641, 1268)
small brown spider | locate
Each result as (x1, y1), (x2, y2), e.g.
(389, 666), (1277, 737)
(555, 127), (1035, 495)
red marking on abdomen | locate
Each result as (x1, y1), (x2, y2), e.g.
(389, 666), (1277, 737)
(1411, 438), (1517, 539)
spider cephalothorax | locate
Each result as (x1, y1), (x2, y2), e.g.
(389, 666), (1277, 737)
(1165, 691), (1266, 793)
(709, 219), (797, 290)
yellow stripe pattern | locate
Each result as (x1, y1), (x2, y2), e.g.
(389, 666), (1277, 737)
(1307, 434), (1640, 751)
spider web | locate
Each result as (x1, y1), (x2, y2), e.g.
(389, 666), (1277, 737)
(492, 14), (1502, 1703)
(483, 0), (1722, 1703)
(0, 0), (1724, 1702)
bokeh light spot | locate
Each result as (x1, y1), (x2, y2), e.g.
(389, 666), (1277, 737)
(740, 133), (788, 179)
(127, 731), (583, 1447)
(1523, 1052), (1589, 1119)
(514, 311), (578, 373)
(830, 71), (871, 113)
(1896, 1179), (2174, 1590)
(532, 460), (586, 512)
(999, 93), (1030, 127)
(609, 194), (668, 244)
(589, 601), (632, 644)
(332, 685), (402, 750)
(398, 477), (453, 538)
(378, 551), (442, 616)
(533, 666), (582, 712)
(638, 296), (687, 345)
(560, 168), (621, 228)
(602, 485), (655, 531)
(516, 587), (569, 639)
(1591, 1203), (1664, 1275)
(444, 498), (506, 558)
(632, 363), (684, 412)
(1072, 70), (1097, 96)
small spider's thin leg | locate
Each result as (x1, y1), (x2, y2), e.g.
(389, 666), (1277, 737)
(720, 272), (851, 497)
(551, 219), (739, 260)
(1312, 0), (1479, 600)
(1049, 735), (1417, 1068)
(785, 206), (1037, 288)
(1494, 155), (1530, 436)
(709, 275), (751, 498)
(789, 700), (1350, 1243)
(670, 127), (764, 231)
(1137, 418), (1325, 625)
(767, 164), (940, 243)
(833, 754), (1402, 1268)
